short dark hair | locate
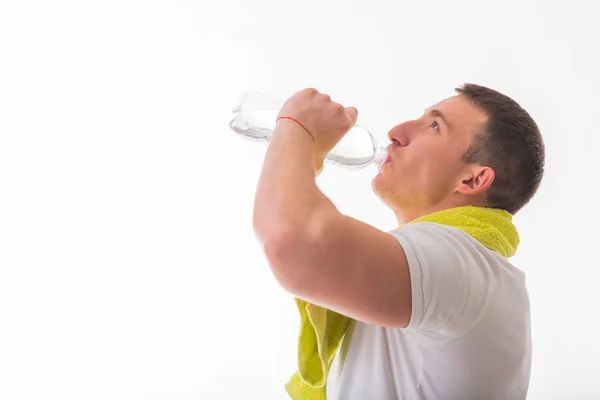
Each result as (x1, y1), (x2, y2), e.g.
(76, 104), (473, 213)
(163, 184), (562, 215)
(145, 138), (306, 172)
(456, 83), (545, 215)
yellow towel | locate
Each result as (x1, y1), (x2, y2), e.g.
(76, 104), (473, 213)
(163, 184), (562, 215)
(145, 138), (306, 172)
(284, 205), (520, 400)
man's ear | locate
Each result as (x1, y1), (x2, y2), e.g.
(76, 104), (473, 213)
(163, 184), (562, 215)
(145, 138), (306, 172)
(456, 166), (495, 196)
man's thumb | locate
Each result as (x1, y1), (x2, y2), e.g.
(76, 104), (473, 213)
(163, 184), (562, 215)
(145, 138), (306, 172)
(345, 106), (358, 126)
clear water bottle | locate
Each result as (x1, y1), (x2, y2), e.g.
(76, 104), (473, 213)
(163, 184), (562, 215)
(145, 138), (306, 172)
(229, 92), (388, 170)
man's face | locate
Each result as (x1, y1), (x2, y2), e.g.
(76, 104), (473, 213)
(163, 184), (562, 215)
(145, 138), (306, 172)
(372, 95), (488, 211)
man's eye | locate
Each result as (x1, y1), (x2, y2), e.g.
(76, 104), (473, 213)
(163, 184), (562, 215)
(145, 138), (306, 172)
(430, 121), (439, 130)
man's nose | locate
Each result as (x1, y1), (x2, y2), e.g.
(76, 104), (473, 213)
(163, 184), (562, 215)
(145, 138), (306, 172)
(387, 120), (418, 147)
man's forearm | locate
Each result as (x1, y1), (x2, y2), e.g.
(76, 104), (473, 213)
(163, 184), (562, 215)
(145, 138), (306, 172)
(252, 120), (337, 242)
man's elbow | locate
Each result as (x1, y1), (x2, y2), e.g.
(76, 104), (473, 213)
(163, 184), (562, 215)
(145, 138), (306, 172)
(254, 205), (337, 293)
(261, 229), (313, 294)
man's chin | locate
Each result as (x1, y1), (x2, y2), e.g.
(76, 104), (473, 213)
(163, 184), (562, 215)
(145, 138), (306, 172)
(371, 176), (382, 195)
(371, 179), (391, 202)
(371, 173), (391, 193)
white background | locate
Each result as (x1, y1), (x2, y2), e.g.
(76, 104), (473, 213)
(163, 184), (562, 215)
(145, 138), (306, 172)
(1, 1), (598, 399)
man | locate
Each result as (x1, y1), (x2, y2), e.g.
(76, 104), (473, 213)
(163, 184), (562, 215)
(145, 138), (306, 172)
(253, 84), (545, 399)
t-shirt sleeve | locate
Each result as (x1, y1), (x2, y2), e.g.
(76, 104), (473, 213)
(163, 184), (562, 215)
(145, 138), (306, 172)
(388, 222), (496, 339)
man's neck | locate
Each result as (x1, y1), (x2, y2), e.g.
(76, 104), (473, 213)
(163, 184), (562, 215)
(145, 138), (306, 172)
(393, 197), (484, 227)
(393, 206), (446, 227)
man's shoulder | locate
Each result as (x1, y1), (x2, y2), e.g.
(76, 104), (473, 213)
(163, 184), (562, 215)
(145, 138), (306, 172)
(387, 221), (522, 274)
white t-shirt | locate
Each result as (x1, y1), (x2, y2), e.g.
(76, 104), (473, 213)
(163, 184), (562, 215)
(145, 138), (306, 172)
(326, 222), (532, 400)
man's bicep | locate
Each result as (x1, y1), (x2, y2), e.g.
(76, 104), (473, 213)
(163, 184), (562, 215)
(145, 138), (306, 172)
(266, 211), (413, 327)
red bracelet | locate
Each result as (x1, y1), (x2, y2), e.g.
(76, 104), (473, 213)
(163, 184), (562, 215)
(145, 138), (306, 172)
(276, 116), (315, 143)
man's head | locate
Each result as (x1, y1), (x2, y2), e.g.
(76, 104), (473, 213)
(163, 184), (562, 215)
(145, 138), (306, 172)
(372, 83), (545, 222)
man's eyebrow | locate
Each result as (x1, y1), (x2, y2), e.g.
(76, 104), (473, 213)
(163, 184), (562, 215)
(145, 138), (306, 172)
(424, 108), (452, 131)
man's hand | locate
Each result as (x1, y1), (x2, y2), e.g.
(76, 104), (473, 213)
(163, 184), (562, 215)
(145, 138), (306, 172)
(277, 88), (359, 174)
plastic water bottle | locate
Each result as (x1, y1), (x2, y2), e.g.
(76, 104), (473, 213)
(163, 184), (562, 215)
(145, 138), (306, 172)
(229, 92), (388, 170)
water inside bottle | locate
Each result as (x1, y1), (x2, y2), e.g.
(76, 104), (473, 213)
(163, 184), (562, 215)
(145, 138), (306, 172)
(229, 92), (282, 141)
(229, 108), (278, 141)
(325, 125), (384, 168)
(229, 91), (387, 169)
